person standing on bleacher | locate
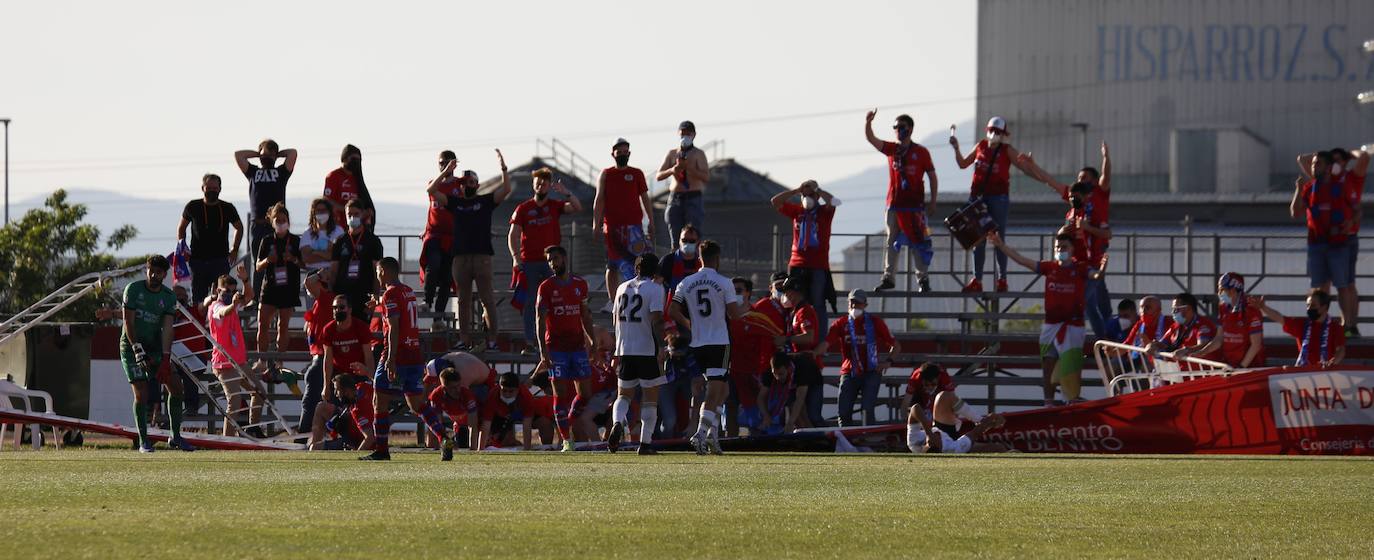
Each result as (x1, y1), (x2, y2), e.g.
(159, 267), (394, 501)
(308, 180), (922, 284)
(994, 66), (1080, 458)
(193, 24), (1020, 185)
(817, 290), (898, 427)
(771, 179), (840, 340)
(951, 117), (1034, 294)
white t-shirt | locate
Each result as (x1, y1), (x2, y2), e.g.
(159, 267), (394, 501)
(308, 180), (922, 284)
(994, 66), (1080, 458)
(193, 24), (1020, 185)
(613, 277), (665, 357)
(670, 266), (738, 348)
(301, 225), (345, 271)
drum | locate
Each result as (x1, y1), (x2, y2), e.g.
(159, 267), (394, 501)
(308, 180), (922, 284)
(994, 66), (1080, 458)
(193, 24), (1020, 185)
(943, 198), (998, 250)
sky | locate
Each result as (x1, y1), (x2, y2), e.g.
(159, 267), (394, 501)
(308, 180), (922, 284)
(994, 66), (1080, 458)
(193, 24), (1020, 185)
(0, 1), (977, 242)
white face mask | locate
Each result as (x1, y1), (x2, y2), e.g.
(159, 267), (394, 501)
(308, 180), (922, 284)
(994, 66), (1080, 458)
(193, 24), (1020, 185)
(986, 131), (1003, 145)
(801, 196), (818, 210)
(681, 242), (698, 257)
(781, 294), (795, 309)
(500, 394), (517, 405)
(1118, 317), (1132, 330)
(1056, 251), (1071, 263)
(315, 212), (330, 225)
(680, 136), (694, 149)
(1332, 163), (1344, 175)
(849, 308), (864, 320)
(274, 222), (289, 234)
(348, 216), (363, 229)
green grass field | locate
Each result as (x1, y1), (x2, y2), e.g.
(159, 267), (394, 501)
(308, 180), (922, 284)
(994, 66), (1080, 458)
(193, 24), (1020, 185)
(1, 449), (1372, 559)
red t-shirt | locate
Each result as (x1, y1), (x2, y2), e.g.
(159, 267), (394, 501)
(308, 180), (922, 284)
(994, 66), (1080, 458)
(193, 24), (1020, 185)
(1218, 303), (1266, 367)
(428, 385), (478, 424)
(970, 139), (1012, 197)
(729, 319), (771, 375)
(320, 318), (373, 374)
(788, 304), (822, 368)
(303, 289), (335, 356)
(879, 141), (934, 209)
(779, 203), (835, 270)
(1343, 173), (1365, 234)
(1160, 316), (1217, 356)
(601, 166), (648, 226)
(481, 385), (539, 421)
(1038, 260), (1088, 325)
(510, 199), (569, 262)
(323, 168), (361, 225)
(1123, 314), (1173, 347)
(904, 368), (957, 411)
(824, 314), (895, 375)
(537, 275), (590, 352)
(590, 357), (616, 393)
(380, 283), (424, 367)
(424, 178), (463, 244)
(1281, 317), (1345, 366)
(1063, 187), (1110, 266)
(350, 381), (377, 423)
(1301, 178), (1352, 245)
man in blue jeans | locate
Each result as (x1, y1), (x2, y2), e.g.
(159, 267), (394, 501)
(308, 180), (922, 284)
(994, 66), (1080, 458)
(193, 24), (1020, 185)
(951, 117), (1034, 293)
(656, 120), (710, 250)
(818, 290), (898, 427)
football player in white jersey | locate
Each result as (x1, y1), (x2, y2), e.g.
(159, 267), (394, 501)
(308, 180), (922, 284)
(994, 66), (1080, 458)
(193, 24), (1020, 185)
(609, 254), (667, 455)
(668, 240), (745, 455)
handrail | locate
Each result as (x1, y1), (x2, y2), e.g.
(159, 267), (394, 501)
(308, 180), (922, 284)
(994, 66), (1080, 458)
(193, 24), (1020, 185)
(1092, 339), (1235, 397)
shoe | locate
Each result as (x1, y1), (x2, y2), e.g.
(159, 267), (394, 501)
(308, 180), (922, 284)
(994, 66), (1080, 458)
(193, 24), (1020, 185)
(169, 436), (195, 452)
(1345, 326), (1361, 339)
(486, 341), (500, 352)
(995, 279), (1009, 293)
(441, 437), (454, 461)
(244, 427), (267, 439)
(708, 436), (724, 456)
(139, 443), (155, 454)
(961, 278), (984, 293)
(520, 346), (536, 356)
(607, 422), (624, 453)
(561, 440), (576, 453)
(917, 277), (932, 293)
(359, 450), (391, 461)
(637, 444), (658, 455)
(689, 433), (708, 455)
(873, 275), (895, 292)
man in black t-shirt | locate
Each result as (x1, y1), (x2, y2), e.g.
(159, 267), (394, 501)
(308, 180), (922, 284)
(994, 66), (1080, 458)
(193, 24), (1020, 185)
(329, 199), (385, 319)
(235, 139), (298, 290)
(176, 173), (244, 303)
(440, 149), (513, 350)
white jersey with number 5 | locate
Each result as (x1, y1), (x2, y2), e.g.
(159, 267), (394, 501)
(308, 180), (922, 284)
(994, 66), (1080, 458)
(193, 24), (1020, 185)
(613, 277), (664, 357)
(671, 266), (737, 347)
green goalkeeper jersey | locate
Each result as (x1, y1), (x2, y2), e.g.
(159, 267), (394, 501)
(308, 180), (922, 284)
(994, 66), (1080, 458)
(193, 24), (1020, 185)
(121, 280), (177, 349)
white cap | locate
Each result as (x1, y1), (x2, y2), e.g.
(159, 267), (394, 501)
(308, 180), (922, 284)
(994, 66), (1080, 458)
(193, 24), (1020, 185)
(986, 117), (1009, 135)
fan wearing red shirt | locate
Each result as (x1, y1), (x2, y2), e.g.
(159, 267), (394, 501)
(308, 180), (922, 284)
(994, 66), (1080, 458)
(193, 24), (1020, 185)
(865, 110), (937, 293)
(771, 179), (840, 340)
(1189, 272), (1265, 369)
(508, 167), (583, 353)
(1145, 293), (1218, 372)
(312, 374), (377, 451)
(593, 138), (655, 309)
(818, 290), (897, 427)
(1300, 148), (1368, 338)
(309, 293), (377, 450)
(323, 144), (375, 229)
(574, 327), (618, 442)
(989, 231), (1105, 405)
(298, 273), (334, 433)
(535, 245), (596, 451)
(1255, 290), (1346, 368)
(951, 117), (1034, 293)
(1292, 151), (1355, 322)
(479, 372), (553, 450)
(773, 276), (825, 428)
(420, 151), (463, 314)
(428, 367), (480, 451)
(900, 362), (958, 420)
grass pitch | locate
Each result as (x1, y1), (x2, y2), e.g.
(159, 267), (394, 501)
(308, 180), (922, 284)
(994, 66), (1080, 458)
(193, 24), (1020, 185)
(1, 449), (1371, 559)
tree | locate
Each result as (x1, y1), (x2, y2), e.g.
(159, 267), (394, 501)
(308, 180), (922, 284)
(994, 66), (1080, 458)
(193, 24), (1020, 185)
(0, 189), (140, 321)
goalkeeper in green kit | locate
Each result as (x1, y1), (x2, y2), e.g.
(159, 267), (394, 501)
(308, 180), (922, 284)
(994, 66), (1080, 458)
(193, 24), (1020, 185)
(122, 255), (194, 452)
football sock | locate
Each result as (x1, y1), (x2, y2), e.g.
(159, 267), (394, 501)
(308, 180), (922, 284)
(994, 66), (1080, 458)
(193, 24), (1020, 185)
(639, 403), (658, 445)
(696, 409), (717, 440)
(374, 416), (391, 453)
(133, 401), (149, 447)
(612, 396), (630, 425)
(418, 404), (448, 441)
(166, 394), (183, 440)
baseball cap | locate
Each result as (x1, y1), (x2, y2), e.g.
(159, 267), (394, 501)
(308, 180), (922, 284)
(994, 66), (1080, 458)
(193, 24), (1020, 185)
(678, 120), (696, 133)
(848, 290), (868, 304)
(612, 137), (630, 149)
(986, 116), (1009, 135)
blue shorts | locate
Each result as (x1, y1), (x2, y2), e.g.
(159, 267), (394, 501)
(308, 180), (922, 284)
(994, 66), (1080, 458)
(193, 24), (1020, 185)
(549, 350), (591, 381)
(1307, 242), (1352, 288)
(375, 363), (426, 395)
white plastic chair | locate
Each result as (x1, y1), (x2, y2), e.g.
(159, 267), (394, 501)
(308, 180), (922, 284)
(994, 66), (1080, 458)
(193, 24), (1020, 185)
(0, 379), (60, 450)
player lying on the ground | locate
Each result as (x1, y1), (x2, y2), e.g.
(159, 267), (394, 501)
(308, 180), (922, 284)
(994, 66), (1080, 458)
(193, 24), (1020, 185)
(309, 374), (375, 451)
(906, 408), (1008, 454)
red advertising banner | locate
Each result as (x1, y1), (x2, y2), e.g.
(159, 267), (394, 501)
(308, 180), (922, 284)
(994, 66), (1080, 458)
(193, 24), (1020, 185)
(982, 366), (1374, 455)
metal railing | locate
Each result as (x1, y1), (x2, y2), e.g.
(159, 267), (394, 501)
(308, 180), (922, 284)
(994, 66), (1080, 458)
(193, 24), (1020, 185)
(534, 138), (601, 187)
(1092, 339), (1236, 397)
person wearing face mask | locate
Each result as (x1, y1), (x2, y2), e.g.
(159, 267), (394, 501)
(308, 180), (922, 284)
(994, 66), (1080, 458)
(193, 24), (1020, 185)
(329, 199), (385, 319)
(1192, 272), (1267, 369)
(205, 269), (265, 437)
(436, 149), (512, 349)
(656, 121), (710, 250)
(1254, 289), (1346, 368)
(817, 290), (898, 427)
(1304, 147), (1367, 338)
(770, 276), (826, 430)
(421, 150), (464, 318)
(479, 372), (553, 451)
(235, 139), (298, 291)
(315, 294), (377, 445)
(1292, 150), (1360, 338)
(323, 144), (376, 229)
(656, 225), (703, 296)
(951, 117), (1034, 293)
(988, 230), (1105, 406)
(1120, 296), (1172, 351)
(301, 198), (345, 274)
(771, 179), (841, 340)
(509, 167), (583, 354)
(1020, 142), (1114, 338)
(595, 138), (655, 313)
(1144, 293), (1218, 372)
(1103, 298), (1138, 344)
(865, 110), (938, 293)
(297, 272), (335, 433)
(254, 202), (303, 369)
(177, 173), (245, 304)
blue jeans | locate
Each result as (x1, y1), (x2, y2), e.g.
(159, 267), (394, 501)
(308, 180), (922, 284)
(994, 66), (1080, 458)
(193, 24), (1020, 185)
(971, 194), (1010, 282)
(665, 193), (705, 250)
(1085, 275), (1112, 338)
(520, 261), (553, 343)
(657, 368), (697, 438)
(1307, 242), (1353, 288)
(298, 354), (324, 433)
(836, 370), (882, 427)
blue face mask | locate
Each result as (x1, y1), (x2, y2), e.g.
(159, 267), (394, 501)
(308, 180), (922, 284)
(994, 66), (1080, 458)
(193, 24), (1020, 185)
(1172, 311), (1187, 324)
(1219, 293), (1233, 307)
(1055, 251), (1071, 263)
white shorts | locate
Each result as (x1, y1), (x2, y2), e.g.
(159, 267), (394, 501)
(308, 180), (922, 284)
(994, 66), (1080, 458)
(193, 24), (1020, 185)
(906, 424), (973, 454)
(1038, 322), (1085, 359)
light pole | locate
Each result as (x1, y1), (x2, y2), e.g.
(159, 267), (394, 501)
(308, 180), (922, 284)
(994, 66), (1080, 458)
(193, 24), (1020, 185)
(1, 118), (9, 226)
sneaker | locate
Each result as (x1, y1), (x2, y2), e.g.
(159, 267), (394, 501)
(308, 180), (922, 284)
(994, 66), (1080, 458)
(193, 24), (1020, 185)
(961, 278), (984, 293)
(917, 277), (932, 293)
(169, 436), (195, 452)
(607, 422), (625, 453)
(359, 450), (391, 461)
(689, 433), (708, 455)
(561, 440), (576, 453)
(873, 275), (895, 292)
(637, 444), (658, 455)
(139, 443), (155, 454)
(441, 437), (455, 461)
(244, 427), (267, 440)
(1345, 326), (1361, 339)
(708, 437), (724, 456)
(995, 279), (1009, 293)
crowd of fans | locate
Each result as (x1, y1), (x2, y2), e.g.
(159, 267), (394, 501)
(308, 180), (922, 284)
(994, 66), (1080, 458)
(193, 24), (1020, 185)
(107, 113), (1364, 455)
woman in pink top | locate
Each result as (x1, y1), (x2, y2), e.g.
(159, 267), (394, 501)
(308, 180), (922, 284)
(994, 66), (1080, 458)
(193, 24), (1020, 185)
(205, 269), (262, 437)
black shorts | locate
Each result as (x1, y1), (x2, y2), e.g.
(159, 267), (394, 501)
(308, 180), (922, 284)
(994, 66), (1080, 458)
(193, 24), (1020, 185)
(791, 355), (823, 387)
(693, 345), (729, 380)
(259, 284), (301, 309)
(617, 355), (666, 388)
